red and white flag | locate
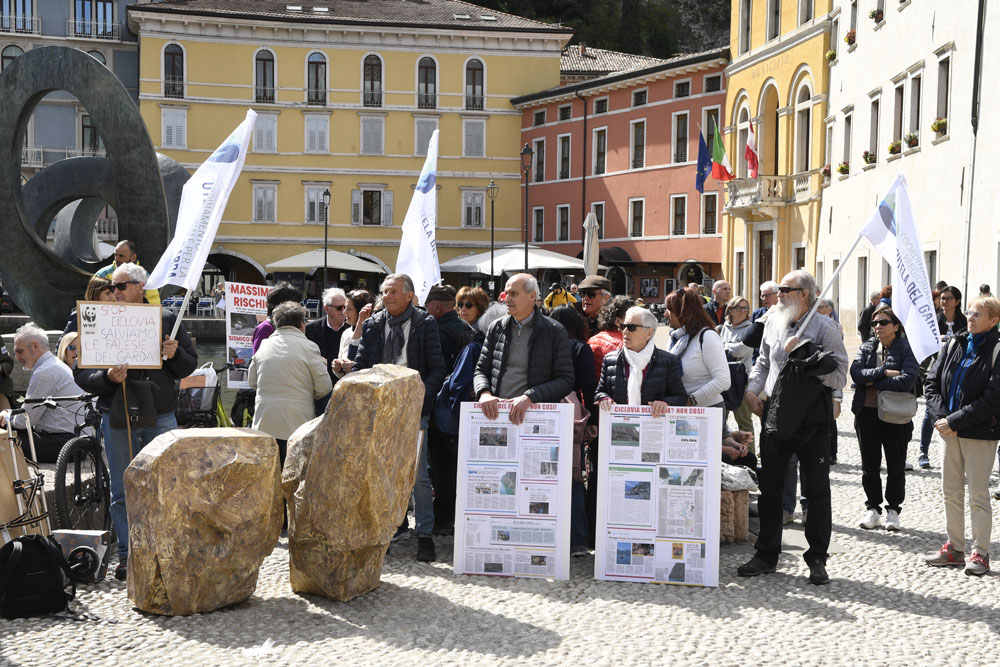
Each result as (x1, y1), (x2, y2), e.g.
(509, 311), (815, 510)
(745, 120), (759, 178)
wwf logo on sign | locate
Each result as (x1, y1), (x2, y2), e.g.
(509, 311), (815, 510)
(81, 306), (97, 330)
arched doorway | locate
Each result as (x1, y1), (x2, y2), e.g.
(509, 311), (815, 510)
(542, 268), (562, 288)
(678, 262), (704, 287)
(607, 267), (627, 295)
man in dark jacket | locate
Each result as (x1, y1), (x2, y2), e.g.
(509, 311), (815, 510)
(857, 291), (881, 341)
(305, 286), (350, 385)
(474, 273), (574, 426)
(424, 285), (475, 369)
(74, 263), (197, 581)
(354, 273), (446, 562)
(704, 280), (731, 325)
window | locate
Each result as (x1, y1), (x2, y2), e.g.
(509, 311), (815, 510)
(705, 75), (722, 93)
(363, 54), (382, 107)
(161, 108), (186, 149)
(924, 250), (937, 284)
(673, 112), (689, 162)
(533, 208), (544, 242)
(869, 97), (880, 161)
(593, 128), (607, 175)
(533, 109), (546, 126)
(798, 0), (813, 24)
(305, 115), (328, 153)
(672, 195), (686, 235)
(1, 45), (22, 71)
(557, 205), (570, 241)
(631, 120), (645, 169)
(825, 121), (833, 172)
(352, 188), (393, 226)
(74, 0), (113, 37)
(909, 74), (922, 134)
(253, 183), (276, 223)
(558, 135), (570, 179)
(702, 193), (718, 234)
(88, 50), (105, 65)
(629, 199), (644, 237)
(462, 191), (485, 228)
(739, 0), (751, 54)
(857, 256), (868, 313)
(533, 138), (545, 183)
(704, 107), (721, 142)
(254, 114), (276, 153)
(843, 111), (853, 164)
(937, 56), (950, 123)
(463, 118), (485, 157)
(558, 105), (572, 121)
(415, 118), (437, 156)
(893, 84), (903, 144)
(850, 0), (858, 32)
(1, 0), (33, 33)
(307, 53), (326, 106)
(794, 246), (807, 271)
(417, 57), (436, 109)
(592, 202), (604, 239)
(465, 58), (484, 110)
(735, 251), (745, 296)
(305, 186), (328, 224)
(632, 89), (647, 107)
(255, 50), (275, 103)
(81, 114), (100, 153)
(594, 97), (608, 114)
(735, 106), (749, 177)
(831, 18), (839, 51)
(164, 44), (184, 98)
(795, 85), (812, 172)
(674, 80), (691, 98)
(361, 116), (383, 155)
(767, 0), (781, 40)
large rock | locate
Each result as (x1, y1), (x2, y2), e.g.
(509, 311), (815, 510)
(124, 428), (282, 616)
(284, 364), (424, 601)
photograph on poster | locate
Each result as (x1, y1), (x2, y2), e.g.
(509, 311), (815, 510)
(668, 563), (686, 582)
(539, 461), (558, 476)
(528, 502), (549, 515)
(611, 423), (640, 447)
(632, 543), (654, 556)
(641, 451), (661, 463)
(659, 467), (705, 487)
(530, 555), (547, 566)
(624, 481), (651, 500)
(616, 542), (632, 565)
(480, 426), (509, 448)
(500, 471), (517, 494)
(484, 562), (504, 573)
(496, 530), (510, 542)
(674, 419), (700, 437)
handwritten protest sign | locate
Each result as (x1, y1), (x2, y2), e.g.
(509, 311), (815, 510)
(77, 301), (163, 369)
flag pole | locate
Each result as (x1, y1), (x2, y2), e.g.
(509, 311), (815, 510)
(795, 233), (865, 337)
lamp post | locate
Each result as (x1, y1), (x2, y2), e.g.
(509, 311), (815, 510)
(520, 143), (533, 273)
(486, 178), (498, 298)
(322, 188), (331, 288)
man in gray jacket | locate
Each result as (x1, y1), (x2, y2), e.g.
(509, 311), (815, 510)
(475, 273), (574, 426)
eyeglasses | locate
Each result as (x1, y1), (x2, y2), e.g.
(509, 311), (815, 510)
(760, 291), (777, 297)
(731, 306), (749, 312)
(620, 323), (651, 332)
(111, 280), (139, 291)
(940, 295), (956, 302)
(777, 286), (805, 294)
(457, 301), (475, 309)
(872, 319), (894, 327)
(580, 290), (598, 298)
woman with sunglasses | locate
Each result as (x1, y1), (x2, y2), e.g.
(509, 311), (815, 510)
(455, 286), (490, 341)
(332, 289), (374, 377)
(849, 304), (918, 532)
(62, 276), (115, 335)
(57, 331), (80, 369)
(923, 296), (1000, 575)
(718, 295), (757, 433)
(664, 287), (730, 411)
(587, 295), (634, 382)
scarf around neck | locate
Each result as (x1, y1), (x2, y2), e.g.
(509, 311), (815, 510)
(623, 338), (656, 406)
(668, 326), (691, 359)
(383, 304), (414, 364)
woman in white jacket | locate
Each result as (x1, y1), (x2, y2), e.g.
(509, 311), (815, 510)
(664, 287), (731, 410)
(718, 295), (758, 432)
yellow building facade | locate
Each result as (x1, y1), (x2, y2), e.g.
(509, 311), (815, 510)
(721, 0), (833, 302)
(126, 1), (571, 290)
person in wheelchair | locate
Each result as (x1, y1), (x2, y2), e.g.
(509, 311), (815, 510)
(0, 323), (84, 462)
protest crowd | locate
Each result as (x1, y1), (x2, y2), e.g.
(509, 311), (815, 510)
(3, 233), (1000, 597)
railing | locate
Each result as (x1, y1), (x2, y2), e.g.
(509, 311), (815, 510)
(363, 91), (382, 107)
(703, 222), (717, 235)
(594, 158), (605, 175)
(95, 217), (118, 239)
(65, 147), (107, 158)
(1, 14), (40, 34)
(674, 151), (688, 163)
(465, 95), (484, 111)
(632, 156), (644, 169)
(672, 224), (686, 236)
(559, 169), (569, 180)
(255, 87), (275, 103)
(164, 76), (184, 99)
(417, 94), (436, 109)
(534, 171), (544, 184)
(21, 146), (43, 167)
(306, 88), (325, 105)
(725, 170), (823, 211)
(67, 19), (119, 40)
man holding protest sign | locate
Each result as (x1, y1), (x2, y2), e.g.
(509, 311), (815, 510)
(74, 262), (198, 581)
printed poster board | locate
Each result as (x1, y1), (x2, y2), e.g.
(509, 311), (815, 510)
(454, 402), (573, 580)
(594, 405), (722, 587)
(76, 301), (162, 369)
(224, 282), (269, 388)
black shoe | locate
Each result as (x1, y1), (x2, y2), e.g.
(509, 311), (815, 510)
(807, 561), (829, 585)
(737, 556), (776, 577)
(416, 536), (436, 562)
(114, 555), (128, 581)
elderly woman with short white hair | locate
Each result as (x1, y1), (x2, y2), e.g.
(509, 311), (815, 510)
(595, 307), (686, 416)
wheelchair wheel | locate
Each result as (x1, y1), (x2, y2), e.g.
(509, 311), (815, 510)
(54, 436), (112, 533)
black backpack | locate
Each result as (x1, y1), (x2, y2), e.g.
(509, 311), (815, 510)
(0, 534), (76, 619)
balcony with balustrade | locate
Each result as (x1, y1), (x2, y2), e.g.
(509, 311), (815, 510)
(465, 95), (484, 111)
(65, 147), (107, 158)
(21, 146), (43, 168)
(1, 14), (40, 34)
(725, 169), (823, 213)
(306, 88), (325, 106)
(363, 91), (382, 108)
(67, 19), (119, 40)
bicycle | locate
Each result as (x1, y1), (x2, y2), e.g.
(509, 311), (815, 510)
(176, 362), (253, 429)
(2, 402), (52, 538)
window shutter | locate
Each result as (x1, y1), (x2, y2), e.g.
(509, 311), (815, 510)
(265, 188), (275, 222)
(164, 118), (174, 147)
(307, 196), (316, 223)
(265, 119), (274, 152)
(175, 116), (185, 148)
(382, 190), (393, 226)
(254, 188), (263, 221)
(351, 189), (361, 224)
(318, 118), (327, 152)
(255, 121), (264, 151)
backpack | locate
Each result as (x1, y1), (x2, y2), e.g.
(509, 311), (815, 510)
(695, 329), (747, 411)
(435, 340), (484, 435)
(0, 534), (75, 619)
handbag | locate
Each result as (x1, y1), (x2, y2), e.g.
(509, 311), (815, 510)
(109, 377), (157, 430)
(877, 390), (917, 424)
(0, 534), (75, 619)
(722, 351), (749, 412)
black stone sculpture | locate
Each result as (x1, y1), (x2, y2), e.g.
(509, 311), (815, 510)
(0, 46), (172, 329)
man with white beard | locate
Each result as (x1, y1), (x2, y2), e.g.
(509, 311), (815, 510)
(736, 270), (847, 586)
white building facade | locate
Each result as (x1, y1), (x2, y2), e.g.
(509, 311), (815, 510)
(817, 0), (990, 333)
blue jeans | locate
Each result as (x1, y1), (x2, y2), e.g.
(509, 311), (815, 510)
(103, 412), (177, 559)
(413, 427), (434, 538)
(920, 409), (935, 457)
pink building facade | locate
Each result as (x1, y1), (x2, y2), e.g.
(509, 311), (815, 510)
(511, 48), (729, 300)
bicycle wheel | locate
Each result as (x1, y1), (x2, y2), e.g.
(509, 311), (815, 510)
(54, 436), (112, 533)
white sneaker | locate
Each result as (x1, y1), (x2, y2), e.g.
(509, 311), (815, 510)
(859, 509), (882, 530)
(885, 509), (900, 532)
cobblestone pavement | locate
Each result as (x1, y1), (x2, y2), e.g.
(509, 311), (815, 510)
(5, 369), (1000, 663)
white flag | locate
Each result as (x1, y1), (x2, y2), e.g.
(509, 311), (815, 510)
(859, 174), (941, 362)
(395, 129), (441, 305)
(146, 109), (257, 291)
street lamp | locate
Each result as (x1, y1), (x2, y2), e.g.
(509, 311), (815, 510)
(486, 178), (498, 298)
(322, 188), (331, 288)
(520, 143), (533, 273)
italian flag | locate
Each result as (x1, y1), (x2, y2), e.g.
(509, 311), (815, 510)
(712, 122), (734, 181)
(745, 120), (759, 178)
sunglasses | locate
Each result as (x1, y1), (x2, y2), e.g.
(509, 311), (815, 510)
(777, 286), (805, 294)
(328, 304), (345, 311)
(621, 323), (651, 332)
(457, 301), (475, 309)
(872, 319), (894, 327)
(67, 345), (77, 351)
(580, 290), (598, 298)
(111, 280), (139, 291)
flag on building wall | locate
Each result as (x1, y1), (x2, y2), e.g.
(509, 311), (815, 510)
(711, 121), (734, 181)
(745, 120), (759, 178)
(146, 109), (257, 291)
(695, 130), (712, 193)
(859, 174), (941, 362)
(396, 129), (441, 305)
